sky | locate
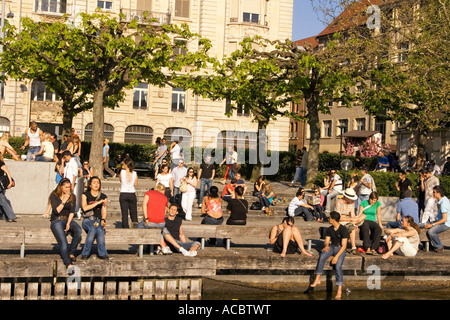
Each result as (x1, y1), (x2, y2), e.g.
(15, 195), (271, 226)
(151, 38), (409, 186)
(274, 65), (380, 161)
(291, 0), (326, 41)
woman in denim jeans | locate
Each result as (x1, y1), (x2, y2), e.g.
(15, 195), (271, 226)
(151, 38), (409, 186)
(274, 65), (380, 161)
(306, 211), (349, 300)
(49, 178), (82, 271)
(80, 177), (109, 260)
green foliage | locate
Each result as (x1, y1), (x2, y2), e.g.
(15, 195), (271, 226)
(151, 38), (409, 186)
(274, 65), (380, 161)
(80, 141), (157, 163)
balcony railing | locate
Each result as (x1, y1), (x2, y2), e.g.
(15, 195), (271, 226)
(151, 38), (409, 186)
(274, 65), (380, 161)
(120, 9), (170, 25)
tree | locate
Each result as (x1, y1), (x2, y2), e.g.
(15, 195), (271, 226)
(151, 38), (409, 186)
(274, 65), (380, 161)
(177, 36), (358, 181)
(1, 11), (212, 176)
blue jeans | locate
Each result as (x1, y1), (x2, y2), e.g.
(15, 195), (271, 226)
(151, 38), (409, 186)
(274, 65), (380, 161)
(357, 194), (370, 215)
(315, 245), (347, 286)
(426, 224), (450, 250)
(199, 178), (212, 205)
(26, 146), (40, 161)
(0, 190), (16, 220)
(292, 166), (301, 184)
(81, 218), (108, 257)
(50, 219), (82, 267)
(300, 167), (307, 186)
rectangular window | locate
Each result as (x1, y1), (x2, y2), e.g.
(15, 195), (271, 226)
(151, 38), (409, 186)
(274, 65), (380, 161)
(398, 42), (409, 62)
(35, 0), (67, 13)
(133, 83), (148, 110)
(322, 120), (332, 138)
(175, 0), (190, 18)
(243, 12), (259, 23)
(31, 82), (59, 102)
(171, 87), (186, 112)
(237, 104), (250, 116)
(97, 1), (113, 10)
(337, 119), (348, 135)
(173, 39), (187, 56)
(355, 118), (366, 131)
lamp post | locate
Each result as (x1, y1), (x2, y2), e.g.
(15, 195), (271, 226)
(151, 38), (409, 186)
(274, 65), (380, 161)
(337, 124), (348, 161)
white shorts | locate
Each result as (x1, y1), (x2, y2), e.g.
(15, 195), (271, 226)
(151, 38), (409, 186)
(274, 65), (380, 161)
(394, 237), (418, 257)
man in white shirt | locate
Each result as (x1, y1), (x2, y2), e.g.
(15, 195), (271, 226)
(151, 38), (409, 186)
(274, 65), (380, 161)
(358, 166), (376, 214)
(288, 188), (315, 221)
(171, 159), (187, 205)
(170, 141), (182, 170)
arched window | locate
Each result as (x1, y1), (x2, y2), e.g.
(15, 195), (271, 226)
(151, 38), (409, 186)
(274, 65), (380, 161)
(124, 125), (153, 144)
(217, 130), (257, 150)
(164, 127), (191, 147)
(84, 123), (114, 142)
(0, 117), (10, 133)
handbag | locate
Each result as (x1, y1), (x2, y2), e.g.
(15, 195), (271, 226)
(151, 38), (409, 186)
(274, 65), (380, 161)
(179, 181), (188, 193)
(0, 174), (10, 190)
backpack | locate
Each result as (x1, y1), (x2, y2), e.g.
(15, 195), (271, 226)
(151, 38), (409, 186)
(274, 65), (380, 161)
(250, 201), (262, 210)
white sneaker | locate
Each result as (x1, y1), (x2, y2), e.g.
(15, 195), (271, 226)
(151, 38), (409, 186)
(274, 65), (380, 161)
(162, 246), (173, 255)
(180, 248), (197, 257)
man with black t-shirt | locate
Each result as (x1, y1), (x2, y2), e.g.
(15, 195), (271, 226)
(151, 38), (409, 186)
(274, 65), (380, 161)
(162, 204), (200, 257)
(306, 211), (349, 300)
(198, 154), (216, 208)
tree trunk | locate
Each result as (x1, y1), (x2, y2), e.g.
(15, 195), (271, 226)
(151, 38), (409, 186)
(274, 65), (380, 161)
(305, 92), (321, 188)
(61, 108), (74, 137)
(89, 89), (105, 178)
(250, 120), (268, 181)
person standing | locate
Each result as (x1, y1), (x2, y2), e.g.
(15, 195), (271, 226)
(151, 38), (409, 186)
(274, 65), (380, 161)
(197, 154), (215, 208)
(219, 146), (237, 184)
(119, 158), (138, 228)
(424, 186), (450, 253)
(171, 159), (187, 206)
(305, 211), (349, 300)
(103, 139), (116, 179)
(395, 170), (412, 200)
(20, 121), (43, 161)
(300, 146), (308, 187)
(420, 168), (440, 225)
(80, 177), (109, 260)
(49, 178), (82, 271)
(181, 167), (198, 221)
(169, 140), (182, 170)
(153, 137), (167, 177)
(289, 149), (303, 187)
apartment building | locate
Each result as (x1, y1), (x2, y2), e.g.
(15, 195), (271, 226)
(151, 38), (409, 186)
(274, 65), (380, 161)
(0, 0), (292, 152)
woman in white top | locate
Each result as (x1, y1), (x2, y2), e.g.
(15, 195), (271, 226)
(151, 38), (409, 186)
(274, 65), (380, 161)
(181, 167), (198, 221)
(156, 164), (174, 201)
(119, 158), (138, 228)
(382, 215), (421, 260)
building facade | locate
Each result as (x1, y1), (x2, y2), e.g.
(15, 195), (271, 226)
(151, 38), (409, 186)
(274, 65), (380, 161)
(0, 0), (292, 152)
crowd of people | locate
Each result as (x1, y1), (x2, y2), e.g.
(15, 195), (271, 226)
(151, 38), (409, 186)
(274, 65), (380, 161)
(0, 124), (449, 298)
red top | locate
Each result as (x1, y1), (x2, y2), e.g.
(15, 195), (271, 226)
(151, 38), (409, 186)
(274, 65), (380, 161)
(145, 190), (168, 223)
(221, 184), (235, 198)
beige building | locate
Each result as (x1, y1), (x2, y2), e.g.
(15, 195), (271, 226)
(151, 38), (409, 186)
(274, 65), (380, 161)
(0, 0), (292, 152)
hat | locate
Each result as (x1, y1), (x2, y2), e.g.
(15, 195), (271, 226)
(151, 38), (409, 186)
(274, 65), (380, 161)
(342, 188), (358, 201)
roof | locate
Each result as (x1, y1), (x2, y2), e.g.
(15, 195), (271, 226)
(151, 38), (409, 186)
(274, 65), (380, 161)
(293, 35), (319, 50)
(317, 0), (400, 38)
(342, 130), (380, 138)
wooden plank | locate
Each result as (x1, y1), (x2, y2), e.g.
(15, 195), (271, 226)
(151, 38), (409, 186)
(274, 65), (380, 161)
(80, 282), (91, 300)
(183, 225), (218, 238)
(118, 281), (129, 300)
(67, 281), (79, 300)
(154, 280), (165, 300)
(130, 281), (141, 300)
(40, 282), (52, 300)
(27, 282), (39, 300)
(166, 280), (178, 300)
(142, 281), (153, 300)
(178, 279), (190, 300)
(0, 283), (11, 300)
(190, 279), (202, 300)
(105, 281), (117, 300)
(14, 283), (25, 300)
(93, 282), (104, 300)
(54, 282), (65, 300)
(0, 227), (24, 244)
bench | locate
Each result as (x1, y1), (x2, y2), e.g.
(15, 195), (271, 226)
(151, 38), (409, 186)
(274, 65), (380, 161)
(134, 161), (154, 177)
(1, 227), (162, 259)
(183, 224), (316, 251)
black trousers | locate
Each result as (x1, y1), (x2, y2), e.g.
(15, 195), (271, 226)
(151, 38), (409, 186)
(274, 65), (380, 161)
(120, 192), (138, 228)
(360, 220), (382, 251)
